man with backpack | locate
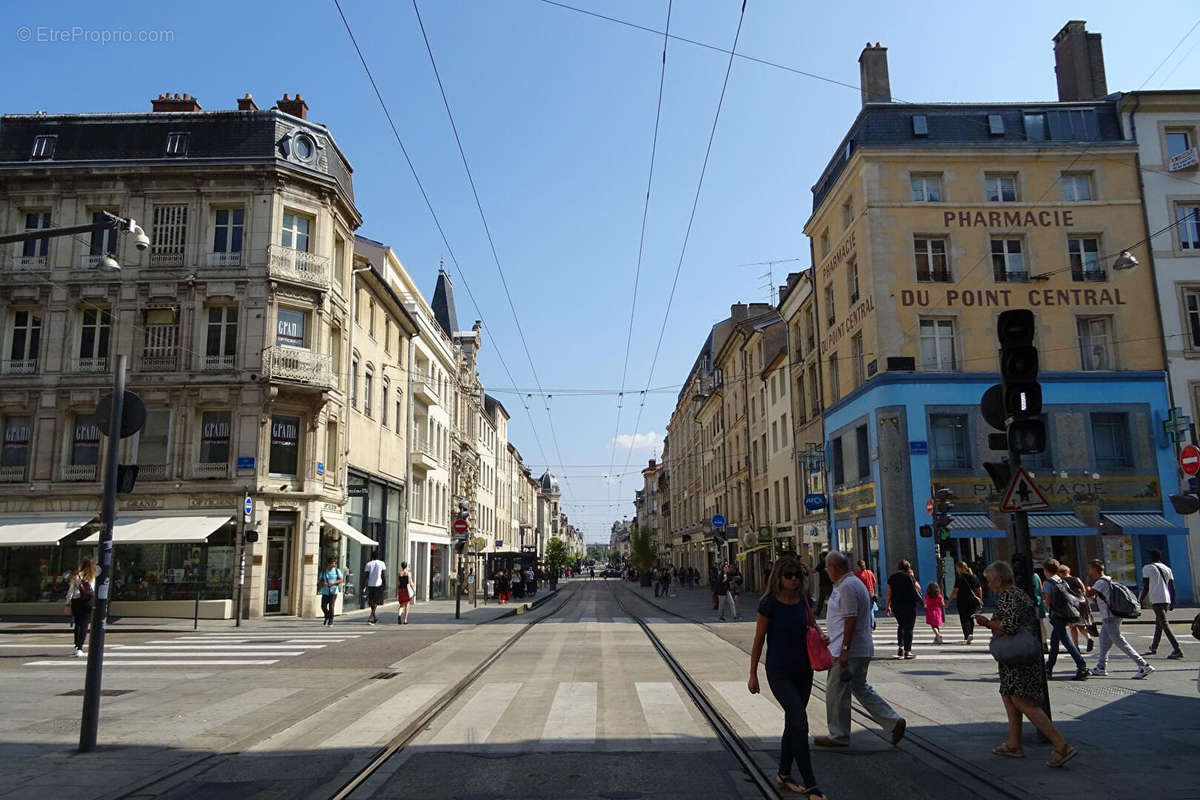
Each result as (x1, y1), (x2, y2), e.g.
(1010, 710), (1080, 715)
(1139, 549), (1184, 660)
(1041, 559), (1089, 681)
(1086, 559), (1154, 679)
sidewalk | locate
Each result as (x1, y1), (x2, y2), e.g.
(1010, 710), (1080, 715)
(0, 583), (563, 633)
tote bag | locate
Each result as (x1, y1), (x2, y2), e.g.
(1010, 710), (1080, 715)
(801, 595), (834, 671)
(988, 628), (1040, 666)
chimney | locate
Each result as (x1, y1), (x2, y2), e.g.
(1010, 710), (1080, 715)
(151, 93), (202, 113)
(730, 302), (749, 323)
(648, 459), (657, 471)
(1053, 21), (1107, 101)
(858, 43), (891, 106)
(237, 92), (259, 111)
(275, 93), (309, 119)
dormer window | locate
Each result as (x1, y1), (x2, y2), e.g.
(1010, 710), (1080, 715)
(283, 130), (319, 164)
(988, 114), (1005, 135)
(165, 132), (189, 156)
(31, 135), (55, 160)
(912, 114), (928, 136)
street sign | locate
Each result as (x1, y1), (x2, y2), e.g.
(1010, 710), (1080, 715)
(1181, 444), (1200, 477)
(97, 391), (147, 439)
(803, 494), (826, 511)
(909, 441), (928, 455)
(925, 498), (935, 515)
(236, 456), (255, 470)
(711, 514), (726, 528)
(495, 539), (503, 549)
(316, 461), (324, 476)
(452, 518), (469, 534)
(243, 495), (253, 522)
(1000, 467), (1051, 512)
(453, 531), (468, 542)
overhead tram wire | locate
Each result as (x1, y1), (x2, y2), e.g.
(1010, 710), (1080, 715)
(330, 0), (553, 473)
(1139, 17), (1200, 90)
(607, 0), (673, 509)
(411, 0), (575, 494)
(618, 0), (748, 492)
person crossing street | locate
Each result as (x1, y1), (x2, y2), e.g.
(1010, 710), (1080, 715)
(1086, 559), (1154, 679)
(1140, 549), (1184, 660)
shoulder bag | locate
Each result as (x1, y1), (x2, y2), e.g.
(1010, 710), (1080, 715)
(801, 595), (834, 671)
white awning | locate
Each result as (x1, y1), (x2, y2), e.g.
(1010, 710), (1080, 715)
(321, 512), (378, 546)
(80, 512), (233, 545)
(0, 514), (95, 546)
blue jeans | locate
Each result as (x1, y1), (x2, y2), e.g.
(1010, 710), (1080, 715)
(767, 669), (817, 788)
(1046, 619), (1085, 674)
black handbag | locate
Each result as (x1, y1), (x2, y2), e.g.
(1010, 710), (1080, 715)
(989, 628), (1041, 666)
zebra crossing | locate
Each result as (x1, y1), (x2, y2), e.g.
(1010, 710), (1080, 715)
(21, 628), (374, 669)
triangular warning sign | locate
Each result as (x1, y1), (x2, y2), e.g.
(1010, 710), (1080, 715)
(1000, 467), (1050, 512)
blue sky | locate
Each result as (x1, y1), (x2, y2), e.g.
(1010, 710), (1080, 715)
(4, 1), (1198, 541)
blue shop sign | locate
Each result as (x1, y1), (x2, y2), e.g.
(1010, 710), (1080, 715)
(803, 493), (826, 511)
(236, 456), (255, 470)
(316, 461), (325, 476)
(909, 441), (928, 455)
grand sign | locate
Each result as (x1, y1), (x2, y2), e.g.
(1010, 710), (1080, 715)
(943, 209), (1075, 228)
(900, 287), (1128, 308)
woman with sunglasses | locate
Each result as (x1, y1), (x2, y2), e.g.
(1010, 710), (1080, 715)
(749, 555), (828, 799)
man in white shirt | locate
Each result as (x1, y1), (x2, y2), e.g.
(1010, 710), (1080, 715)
(364, 550), (386, 625)
(1086, 559), (1153, 679)
(1139, 549), (1183, 659)
(813, 551), (907, 749)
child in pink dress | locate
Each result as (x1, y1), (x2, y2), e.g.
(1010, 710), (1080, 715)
(925, 582), (946, 645)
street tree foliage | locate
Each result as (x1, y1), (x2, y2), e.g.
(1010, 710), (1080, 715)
(629, 526), (656, 573)
(545, 537), (570, 576)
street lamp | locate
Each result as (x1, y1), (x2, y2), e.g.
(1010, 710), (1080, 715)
(0, 210), (146, 271)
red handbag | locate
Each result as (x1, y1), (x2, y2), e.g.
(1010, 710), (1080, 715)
(802, 595), (834, 671)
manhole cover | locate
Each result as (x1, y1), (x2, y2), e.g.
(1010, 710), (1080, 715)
(58, 689), (133, 697)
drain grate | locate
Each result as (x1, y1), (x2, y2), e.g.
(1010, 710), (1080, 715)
(1065, 683), (1136, 701)
(370, 671), (399, 680)
(58, 689), (133, 697)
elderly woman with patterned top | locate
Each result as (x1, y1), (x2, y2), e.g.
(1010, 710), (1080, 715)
(974, 560), (1078, 768)
(748, 555), (828, 800)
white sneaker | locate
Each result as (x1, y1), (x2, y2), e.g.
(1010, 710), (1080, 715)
(1089, 666), (1106, 676)
(1133, 664), (1155, 680)
(74, 649), (84, 658)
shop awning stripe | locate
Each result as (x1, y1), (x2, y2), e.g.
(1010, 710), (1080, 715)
(0, 514), (95, 546)
(79, 513), (233, 545)
(321, 513), (379, 546)
(1100, 512), (1187, 534)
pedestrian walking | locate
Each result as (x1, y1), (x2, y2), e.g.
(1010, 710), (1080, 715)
(526, 566), (537, 597)
(512, 566), (524, 600)
(363, 549), (386, 625)
(855, 559), (879, 631)
(726, 564), (742, 620)
(885, 560), (922, 659)
(1058, 564), (1094, 653)
(397, 562), (414, 625)
(64, 557), (97, 657)
(925, 582), (946, 645)
(1140, 549), (1184, 660)
(711, 565), (723, 612)
(748, 556), (827, 800)
(814, 551), (907, 750)
(1086, 559), (1154, 679)
(496, 570), (510, 604)
(815, 552), (833, 618)
(948, 561), (983, 643)
(1041, 559), (1089, 681)
(1033, 570), (1050, 651)
(318, 556), (343, 626)
(974, 560), (1078, 767)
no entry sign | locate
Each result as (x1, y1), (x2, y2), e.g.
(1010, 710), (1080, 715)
(925, 498), (935, 516)
(1181, 444), (1200, 477)
(452, 518), (469, 534)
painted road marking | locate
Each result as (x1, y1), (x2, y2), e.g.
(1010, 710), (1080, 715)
(635, 682), (698, 741)
(25, 660), (280, 666)
(541, 682), (597, 745)
(710, 680), (782, 741)
(430, 682), (523, 746)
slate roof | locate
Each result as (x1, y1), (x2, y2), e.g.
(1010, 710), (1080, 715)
(431, 268), (458, 339)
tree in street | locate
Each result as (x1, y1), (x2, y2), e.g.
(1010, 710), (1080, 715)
(545, 537), (570, 580)
(629, 526), (656, 587)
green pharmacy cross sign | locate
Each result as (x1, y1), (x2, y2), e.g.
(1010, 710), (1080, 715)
(1163, 407), (1192, 443)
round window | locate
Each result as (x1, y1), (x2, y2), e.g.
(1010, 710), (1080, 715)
(293, 133), (315, 162)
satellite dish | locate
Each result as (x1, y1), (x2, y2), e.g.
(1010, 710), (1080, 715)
(741, 529), (759, 548)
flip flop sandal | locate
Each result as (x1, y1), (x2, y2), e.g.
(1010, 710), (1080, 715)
(1047, 746), (1079, 768)
(776, 776), (805, 793)
(992, 745), (1025, 758)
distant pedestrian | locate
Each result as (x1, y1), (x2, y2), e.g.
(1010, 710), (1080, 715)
(948, 561), (983, 643)
(1086, 559), (1154, 679)
(725, 564), (742, 620)
(511, 567), (525, 600)
(924, 582), (946, 645)
(1041, 558), (1088, 681)
(1139, 549), (1183, 660)
(814, 551), (907, 750)
(364, 549), (386, 625)
(589, 566), (595, 580)
(975, 560), (1078, 767)
(64, 557), (97, 657)
(1033, 570), (1049, 650)
(1058, 564), (1094, 653)
(815, 552), (832, 618)
(496, 570), (510, 604)
(527, 566), (537, 596)
(397, 561), (414, 625)
(748, 556), (827, 800)
(854, 559), (878, 598)
(885, 560), (922, 659)
(711, 565), (723, 611)
(318, 556), (343, 626)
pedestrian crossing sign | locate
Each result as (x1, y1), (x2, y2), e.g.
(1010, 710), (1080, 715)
(999, 467), (1050, 512)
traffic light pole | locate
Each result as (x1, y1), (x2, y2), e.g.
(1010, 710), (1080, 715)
(1006, 447), (1052, 724)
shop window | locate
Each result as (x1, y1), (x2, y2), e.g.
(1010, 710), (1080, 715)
(269, 414), (301, 476)
(71, 413), (102, 466)
(1, 416), (31, 476)
(930, 414), (969, 469)
(1091, 412), (1132, 471)
(199, 411), (231, 465)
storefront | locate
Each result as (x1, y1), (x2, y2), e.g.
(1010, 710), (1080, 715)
(346, 470), (405, 608)
(0, 515), (94, 607)
(321, 509), (379, 614)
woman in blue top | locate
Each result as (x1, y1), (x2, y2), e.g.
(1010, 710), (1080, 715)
(318, 557), (342, 626)
(749, 555), (827, 800)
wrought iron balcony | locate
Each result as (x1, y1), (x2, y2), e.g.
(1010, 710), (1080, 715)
(0, 464), (26, 483)
(194, 461), (230, 479)
(267, 244), (330, 290)
(262, 345), (333, 390)
(200, 354), (236, 371)
(60, 464), (99, 482)
(70, 357), (109, 374)
(206, 251), (242, 268)
(137, 463), (170, 481)
(9, 255), (47, 272)
(149, 250), (184, 268)
(1071, 268), (1107, 282)
(77, 254), (110, 270)
(1, 359), (37, 376)
(140, 350), (177, 372)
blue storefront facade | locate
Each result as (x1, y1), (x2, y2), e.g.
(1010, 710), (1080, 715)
(821, 370), (1193, 600)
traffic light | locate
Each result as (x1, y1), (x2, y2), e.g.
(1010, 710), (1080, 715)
(995, 309), (1045, 454)
(919, 524), (933, 538)
(454, 507), (469, 554)
(932, 487), (954, 537)
(1170, 492), (1200, 515)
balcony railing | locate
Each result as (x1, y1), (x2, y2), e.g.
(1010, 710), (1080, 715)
(0, 464), (26, 483)
(267, 244), (330, 291)
(9, 255), (47, 272)
(70, 357), (109, 374)
(60, 464), (98, 482)
(2, 359), (37, 376)
(200, 354), (236, 370)
(194, 461), (230, 478)
(262, 345), (333, 389)
(149, 251), (184, 267)
(994, 269), (1031, 283)
(413, 375), (437, 404)
(917, 268), (952, 282)
(77, 254), (112, 270)
(137, 463), (170, 481)
(206, 251), (242, 268)
(1072, 268), (1107, 282)
(140, 351), (177, 372)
